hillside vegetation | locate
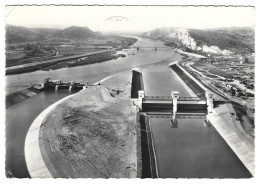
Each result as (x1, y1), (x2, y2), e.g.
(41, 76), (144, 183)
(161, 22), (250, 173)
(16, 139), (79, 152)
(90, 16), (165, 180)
(142, 27), (254, 55)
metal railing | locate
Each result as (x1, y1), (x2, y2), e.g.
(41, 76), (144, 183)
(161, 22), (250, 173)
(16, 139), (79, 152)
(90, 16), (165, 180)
(145, 96), (172, 101)
(178, 97), (201, 101)
(144, 96), (201, 101)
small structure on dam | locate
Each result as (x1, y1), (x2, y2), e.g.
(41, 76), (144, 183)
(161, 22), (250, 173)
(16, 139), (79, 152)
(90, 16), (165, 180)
(137, 90), (213, 127)
(41, 78), (87, 91)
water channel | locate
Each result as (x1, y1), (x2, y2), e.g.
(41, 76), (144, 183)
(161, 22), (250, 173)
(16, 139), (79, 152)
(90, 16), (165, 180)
(5, 37), (251, 178)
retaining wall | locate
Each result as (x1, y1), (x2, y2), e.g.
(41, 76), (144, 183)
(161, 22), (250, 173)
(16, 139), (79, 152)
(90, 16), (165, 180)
(138, 113), (158, 178)
(170, 64), (205, 99)
(131, 70), (144, 98)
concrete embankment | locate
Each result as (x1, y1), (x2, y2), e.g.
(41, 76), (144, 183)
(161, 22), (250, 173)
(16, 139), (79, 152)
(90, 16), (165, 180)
(6, 86), (43, 108)
(169, 63), (206, 99)
(130, 68), (158, 178)
(170, 62), (255, 176)
(26, 86), (138, 178)
(207, 104), (255, 176)
(25, 92), (78, 178)
(137, 114), (158, 178)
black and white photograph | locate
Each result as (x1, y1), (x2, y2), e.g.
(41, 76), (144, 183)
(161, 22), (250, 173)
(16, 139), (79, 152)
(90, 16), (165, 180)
(1, 2), (258, 181)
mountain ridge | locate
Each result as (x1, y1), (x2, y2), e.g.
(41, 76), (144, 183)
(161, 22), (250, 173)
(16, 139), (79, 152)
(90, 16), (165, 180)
(5, 25), (102, 44)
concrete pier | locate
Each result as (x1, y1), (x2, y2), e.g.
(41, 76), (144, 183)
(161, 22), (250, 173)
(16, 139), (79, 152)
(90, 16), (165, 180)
(138, 90), (145, 111)
(206, 92), (213, 113)
(171, 91), (180, 120)
(55, 85), (59, 91)
(69, 86), (73, 92)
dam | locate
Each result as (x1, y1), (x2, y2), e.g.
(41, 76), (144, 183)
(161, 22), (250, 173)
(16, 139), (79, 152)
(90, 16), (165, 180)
(5, 36), (252, 178)
(41, 78), (87, 91)
(132, 66), (252, 178)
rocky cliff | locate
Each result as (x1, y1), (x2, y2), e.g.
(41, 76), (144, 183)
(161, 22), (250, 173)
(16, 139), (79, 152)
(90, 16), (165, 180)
(142, 27), (254, 55)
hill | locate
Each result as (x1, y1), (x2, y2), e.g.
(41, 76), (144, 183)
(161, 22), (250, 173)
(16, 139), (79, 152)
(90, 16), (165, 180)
(5, 25), (102, 44)
(54, 26), (102, 39)
(142, 27), (254, 55)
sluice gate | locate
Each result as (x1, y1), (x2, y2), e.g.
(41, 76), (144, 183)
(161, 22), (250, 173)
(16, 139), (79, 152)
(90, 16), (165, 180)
(41, 78), (87, 91)
(142, 102), (208, 114)
(137, 90), (213, 128)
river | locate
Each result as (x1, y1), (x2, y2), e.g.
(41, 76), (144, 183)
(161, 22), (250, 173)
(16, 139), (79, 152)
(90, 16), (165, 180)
(5, 90), (78, 178)
(5, 36), (251, 178)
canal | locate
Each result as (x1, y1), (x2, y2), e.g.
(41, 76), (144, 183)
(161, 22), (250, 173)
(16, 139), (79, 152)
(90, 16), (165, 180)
(5, 36), (251, 178)
(142, 66), (252, 178)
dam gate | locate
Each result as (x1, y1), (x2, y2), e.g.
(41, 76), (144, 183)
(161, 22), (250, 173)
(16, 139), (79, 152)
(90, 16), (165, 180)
(137, 90), (213, 128)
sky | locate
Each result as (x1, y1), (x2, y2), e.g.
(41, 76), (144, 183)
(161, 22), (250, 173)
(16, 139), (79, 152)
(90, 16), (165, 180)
(5, 6), (255, 33)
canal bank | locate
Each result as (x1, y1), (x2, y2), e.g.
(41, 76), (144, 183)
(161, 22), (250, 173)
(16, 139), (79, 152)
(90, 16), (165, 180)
(138, 59), (252, 178)
(172, 59), (255, 176)
(25, 92), (78, 178)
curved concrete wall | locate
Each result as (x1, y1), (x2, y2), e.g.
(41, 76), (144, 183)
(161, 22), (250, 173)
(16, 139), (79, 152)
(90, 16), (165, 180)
(24, 91), (80, 178)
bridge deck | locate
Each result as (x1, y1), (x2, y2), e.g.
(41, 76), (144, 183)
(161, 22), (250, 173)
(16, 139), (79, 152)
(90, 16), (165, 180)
(144, 96), (201, 101)
(142, 103), (207, 114)
(144, 112), (207, 119)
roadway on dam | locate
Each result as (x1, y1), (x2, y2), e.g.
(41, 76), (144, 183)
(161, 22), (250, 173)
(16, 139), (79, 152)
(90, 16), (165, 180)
(141, 67), (252, 178)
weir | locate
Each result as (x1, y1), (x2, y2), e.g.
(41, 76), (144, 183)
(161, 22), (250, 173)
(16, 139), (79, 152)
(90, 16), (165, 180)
(41, 78), (87, 91)
(137, 90), (213, 127)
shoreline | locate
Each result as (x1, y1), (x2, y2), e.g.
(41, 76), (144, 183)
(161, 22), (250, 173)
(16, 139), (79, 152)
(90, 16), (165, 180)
(6, 37), (138, 76)
(5, 50), (116, 75)
(6, 85), (43, 108)
(24, 92), (78, 178)
(174, 48), (207, 59)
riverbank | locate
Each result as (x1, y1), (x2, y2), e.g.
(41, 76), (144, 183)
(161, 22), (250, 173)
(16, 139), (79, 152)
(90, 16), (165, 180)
(6, 85), (43, 108)
(6, 50), (116, 75)
(174, 48), (207, 59)
(36, 85), (137, 178)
